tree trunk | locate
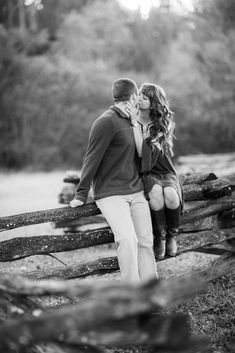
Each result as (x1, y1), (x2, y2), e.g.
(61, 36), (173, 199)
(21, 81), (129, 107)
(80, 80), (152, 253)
(27, 3), (38, 33)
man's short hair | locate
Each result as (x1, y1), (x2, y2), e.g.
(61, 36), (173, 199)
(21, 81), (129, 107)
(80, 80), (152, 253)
(112, 78), (138, 102)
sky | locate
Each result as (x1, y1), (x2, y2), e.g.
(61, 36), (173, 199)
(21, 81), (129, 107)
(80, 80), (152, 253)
(118, 0), (195, 18)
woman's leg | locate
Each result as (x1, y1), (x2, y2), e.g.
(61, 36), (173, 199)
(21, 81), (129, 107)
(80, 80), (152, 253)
(163, 187), (181, 256)
(148, 184), (166, 259)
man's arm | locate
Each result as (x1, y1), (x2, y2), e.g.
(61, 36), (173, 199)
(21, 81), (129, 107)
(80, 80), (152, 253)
(71, 116), (114, 206)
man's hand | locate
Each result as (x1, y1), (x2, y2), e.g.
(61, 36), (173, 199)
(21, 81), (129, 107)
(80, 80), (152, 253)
(70, 199), (84, 208)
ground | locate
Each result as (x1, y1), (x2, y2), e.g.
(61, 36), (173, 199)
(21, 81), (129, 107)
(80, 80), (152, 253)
(170, 274), (235, 353)
(0, 170), (234, 353)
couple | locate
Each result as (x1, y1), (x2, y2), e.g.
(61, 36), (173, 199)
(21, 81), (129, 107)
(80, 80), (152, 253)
(70, 78), (183, 283)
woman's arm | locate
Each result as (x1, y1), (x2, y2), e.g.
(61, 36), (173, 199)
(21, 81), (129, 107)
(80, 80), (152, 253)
(132, 121), (143, 157)
(125, 101), (143, 157)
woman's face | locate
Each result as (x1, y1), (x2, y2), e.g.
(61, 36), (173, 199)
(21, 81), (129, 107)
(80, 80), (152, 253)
(139, 92), (151, 111)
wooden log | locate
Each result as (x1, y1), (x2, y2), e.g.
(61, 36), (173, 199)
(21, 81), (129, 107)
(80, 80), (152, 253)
(196, 253), (235, 281)
(1, 219), (235, 263)
(59, 176), (231, 206)
(0, 203), (101, 232)
(58, 184), (77, 204)
(193, 247), (234, 256)
(0, 227), (114, 261)
(63, 172), (217, 186)
(33, 344), (103, 353)
(22, 228), (235, 280)
(54, 215), (105, 229)
(63, 170), (80, 184)
(0, 291), (43, 322)
(56, 215), (216, 233)
(180, 215), (217, 232)
(25, 257), (118, 280)
(59, 215), (218, 234)
(1, 253), (234, 300)
(58, 185), (94, 205)
(63, 177), (80, 184)
(183, 178), (231, 201)
(179, 172), (217, 185)
(0, 311), (192, 351)
(217, 208), (235, 229)
(27, 338), (210, 353)
(182, 197), (235, 224)
(177, 228), (235, 254)
(0, 271), (206, 301)
(1, 193), (235, 232)
(195, 237), (235, 255)
(0, 277), (207, 350)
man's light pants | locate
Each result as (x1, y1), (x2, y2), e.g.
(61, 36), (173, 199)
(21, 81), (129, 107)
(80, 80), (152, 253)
(96, 191), (157, 283)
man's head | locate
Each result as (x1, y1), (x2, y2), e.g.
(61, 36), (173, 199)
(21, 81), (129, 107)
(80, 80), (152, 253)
(112, 78), (138, 103)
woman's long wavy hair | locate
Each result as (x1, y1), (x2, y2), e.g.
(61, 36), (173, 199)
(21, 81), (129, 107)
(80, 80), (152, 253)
(140, 83), (175, 156)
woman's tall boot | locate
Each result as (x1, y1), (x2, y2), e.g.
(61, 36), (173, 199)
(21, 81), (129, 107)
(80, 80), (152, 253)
(165, 206), (181, 257)
(150, 208), (167, 260)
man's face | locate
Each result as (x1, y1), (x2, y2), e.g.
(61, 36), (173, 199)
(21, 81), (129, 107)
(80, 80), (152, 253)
(139, 92), (151, 111)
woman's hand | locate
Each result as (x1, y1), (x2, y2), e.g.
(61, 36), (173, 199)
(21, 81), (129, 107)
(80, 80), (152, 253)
(151, 133), (163, 150)
(125, 101), (139, 123)
(70, 199), (84, 208)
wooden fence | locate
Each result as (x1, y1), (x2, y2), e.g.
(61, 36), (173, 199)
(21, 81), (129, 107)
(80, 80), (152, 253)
(0, 171), (234, 353)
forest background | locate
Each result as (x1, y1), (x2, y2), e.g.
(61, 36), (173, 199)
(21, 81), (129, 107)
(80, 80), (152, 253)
(0, 0), (234, 170)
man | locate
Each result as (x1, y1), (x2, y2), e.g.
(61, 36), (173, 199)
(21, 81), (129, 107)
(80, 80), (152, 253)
(70, 78), (157, 283)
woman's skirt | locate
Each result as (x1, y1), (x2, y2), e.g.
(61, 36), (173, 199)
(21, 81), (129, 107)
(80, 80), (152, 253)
(143, 172), (184, 209)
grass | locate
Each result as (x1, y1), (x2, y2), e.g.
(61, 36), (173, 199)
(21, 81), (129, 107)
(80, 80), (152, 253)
(169, 274), (235, 353)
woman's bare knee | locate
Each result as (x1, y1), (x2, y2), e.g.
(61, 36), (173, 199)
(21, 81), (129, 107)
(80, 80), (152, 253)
(164, 187), (180, 209)
(149, 184), (164, 210)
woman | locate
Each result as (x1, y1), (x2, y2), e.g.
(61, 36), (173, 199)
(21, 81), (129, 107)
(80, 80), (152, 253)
(126, 83), (183, 260)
